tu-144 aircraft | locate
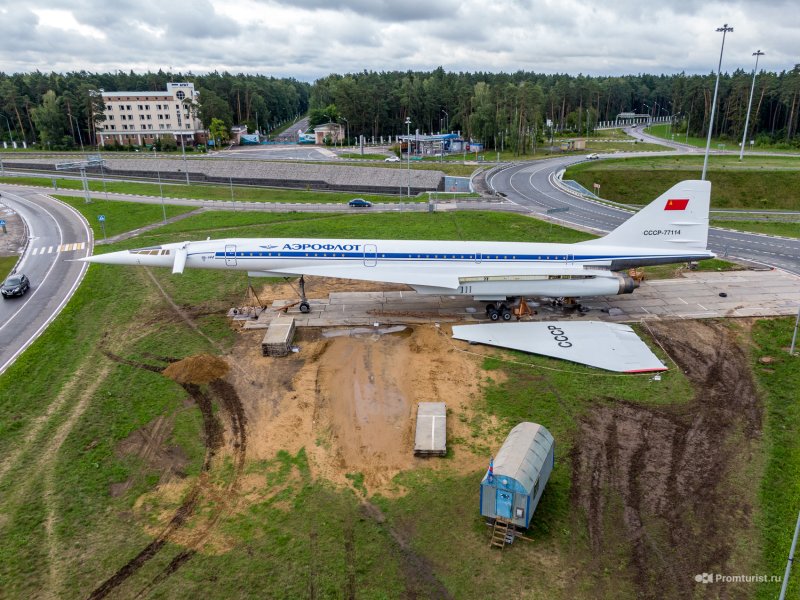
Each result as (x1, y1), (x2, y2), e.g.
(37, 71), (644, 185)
(81, 180), (714, 319)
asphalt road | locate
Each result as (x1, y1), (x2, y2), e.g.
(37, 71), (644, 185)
(486, 158), (800, 276)
(0, 189), (92, 375)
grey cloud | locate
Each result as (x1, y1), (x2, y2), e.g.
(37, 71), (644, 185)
(261, 0), (461, 22)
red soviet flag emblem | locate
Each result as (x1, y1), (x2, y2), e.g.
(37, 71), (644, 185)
(665, 198), (689, 211)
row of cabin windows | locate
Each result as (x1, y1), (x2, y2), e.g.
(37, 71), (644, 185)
(225, 252), (572, 260)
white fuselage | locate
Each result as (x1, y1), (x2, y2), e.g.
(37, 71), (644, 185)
(109, 237), (713, 300)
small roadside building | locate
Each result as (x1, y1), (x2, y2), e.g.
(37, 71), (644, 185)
(480, 422), (555, 529)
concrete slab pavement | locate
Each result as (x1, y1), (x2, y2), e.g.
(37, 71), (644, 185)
(240, 268), (800, 329)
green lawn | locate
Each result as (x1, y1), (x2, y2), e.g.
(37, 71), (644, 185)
(566, 155), (800, 209)
(53, 195), (196, 239)
(711, 220), (800, 238)
(752, 318), (800, 600)
(0, 255), (18, 278)
(0, 176), (416, 204)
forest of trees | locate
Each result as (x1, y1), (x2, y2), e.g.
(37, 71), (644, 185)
(310, 66), (800, 153)
(1, 66), (799, 153)
(0, 70), (310, 149)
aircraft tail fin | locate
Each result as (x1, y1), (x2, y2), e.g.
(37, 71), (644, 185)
(581, 179), (710, 250)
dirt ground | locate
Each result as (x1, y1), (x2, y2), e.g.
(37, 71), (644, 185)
(227, 322), (491, 492)
(569, 319), (763, 599)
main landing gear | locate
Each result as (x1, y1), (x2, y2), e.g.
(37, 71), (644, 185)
(484, 298), (536, 321)
(485, 301), (514, 322)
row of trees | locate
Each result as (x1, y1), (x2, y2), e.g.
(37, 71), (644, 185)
(2, 67), (799, 152)
(0, 70), (310, 149)
(310, 66), (800, 153)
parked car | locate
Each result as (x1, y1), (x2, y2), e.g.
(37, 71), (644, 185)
(586, 153), (600, 160)
(1, 273), (31, 298)
(348, 198), (373, 208)
(384, 156), (400, 162)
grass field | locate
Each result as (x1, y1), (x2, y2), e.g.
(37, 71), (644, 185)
(711, 220), (800, 238)
(0, 207), (794, 598)
(565, 155), (800, 209)
(0, 255), (18, 279)
(0, 175), (418, 204)
(53, 195), (196, 239)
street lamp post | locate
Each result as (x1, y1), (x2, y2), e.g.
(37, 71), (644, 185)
(441, 109), (448, 134)
(179, 133), (190, 185)
(70, 115), (84, 153)
(153, 146), (166, 223)
(405, 116), (411, 197)
(702, 23), (733, 181)
(739, 50), (764, 161)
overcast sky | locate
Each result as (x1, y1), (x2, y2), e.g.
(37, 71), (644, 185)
(0, 0), (797, 81)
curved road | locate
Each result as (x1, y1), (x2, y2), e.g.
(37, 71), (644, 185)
(0, 189), (92, 374)
(487, 158), (800, 276)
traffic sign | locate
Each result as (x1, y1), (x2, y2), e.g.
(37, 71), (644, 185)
(98, 215), (106, 222)
(0, 220), (5, 226)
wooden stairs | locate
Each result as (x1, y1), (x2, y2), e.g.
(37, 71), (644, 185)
(489, 518), (515, 549)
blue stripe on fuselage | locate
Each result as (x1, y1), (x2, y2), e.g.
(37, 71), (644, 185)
(208, 251), (688, 262)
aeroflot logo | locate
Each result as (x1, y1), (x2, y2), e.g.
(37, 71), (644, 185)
(282, 243), (362, 251)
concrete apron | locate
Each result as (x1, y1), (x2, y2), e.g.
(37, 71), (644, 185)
(242, 269), (800, 329)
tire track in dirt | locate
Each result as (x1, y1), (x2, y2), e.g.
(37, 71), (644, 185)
(87, 356), (248, 600)
(570, 320), (762, 599)
(360, 502), (453, 600)
(0, 361), (94, 484)
(39, 364), (112, 600)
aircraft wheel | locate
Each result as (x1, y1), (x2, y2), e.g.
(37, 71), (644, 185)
(299, 301), (310, 313)
(501, 309), (512, 321)
(488, 308), (500, 321)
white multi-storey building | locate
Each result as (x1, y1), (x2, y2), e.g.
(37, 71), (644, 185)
(97, 82), (205, 147)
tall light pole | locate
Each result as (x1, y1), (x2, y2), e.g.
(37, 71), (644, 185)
(70, 114), (84, 152)
(442, 109), (448, 133)
(739, 49), (764, 161)
(153, 146), (166, 223)
(0, 114), (14, 143)
(179, 133), (190, 185)
(702, 23), (733, 181)
(405, 116), (411, 197)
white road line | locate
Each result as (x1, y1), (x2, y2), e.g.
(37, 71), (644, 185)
(0, 192), (92, 375)
(678, 297), (688, 304)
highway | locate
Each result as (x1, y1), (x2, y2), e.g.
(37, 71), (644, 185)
(0, 189), (91, 375)
(486, 158), (800, 276)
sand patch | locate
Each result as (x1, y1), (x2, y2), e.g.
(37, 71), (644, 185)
(225, 324), (491, 494)
(163, 353), (229, 384)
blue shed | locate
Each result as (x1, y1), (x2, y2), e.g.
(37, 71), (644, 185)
(480, 422), (555, 529)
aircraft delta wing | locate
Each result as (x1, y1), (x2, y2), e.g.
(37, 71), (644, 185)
(80, 180), (714, 309)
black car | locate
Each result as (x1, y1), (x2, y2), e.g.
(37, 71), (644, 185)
(1, 273), (31, 298)
(348, 198), (373, 208)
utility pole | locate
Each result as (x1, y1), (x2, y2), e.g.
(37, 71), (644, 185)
(739, 50), (764, 161)
(702, 24), (733, 180)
